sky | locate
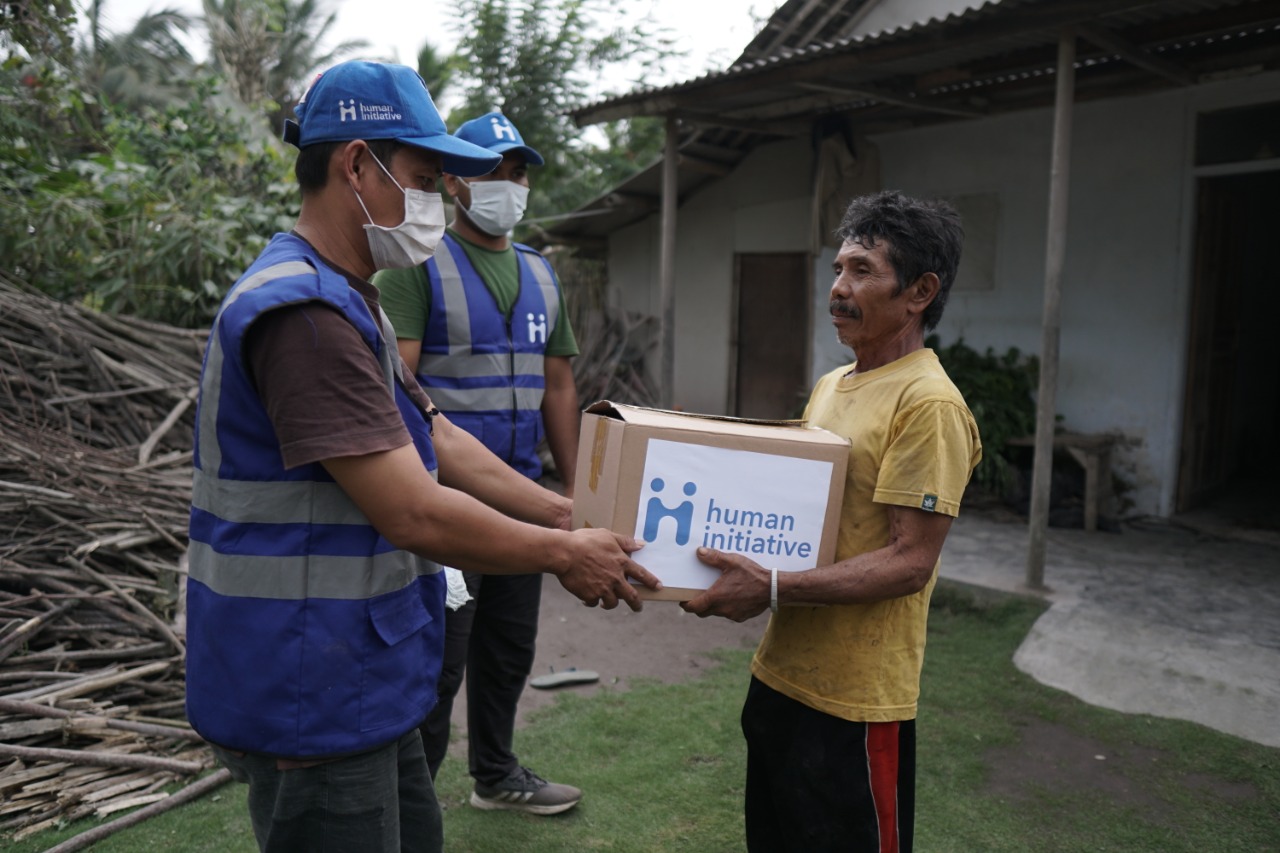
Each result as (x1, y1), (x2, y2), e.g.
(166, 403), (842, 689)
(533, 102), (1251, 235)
(93, 0), (778, 103)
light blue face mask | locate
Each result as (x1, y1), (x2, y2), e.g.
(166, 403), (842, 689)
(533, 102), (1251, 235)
(352, 152), (446, 269)
(463, 180), (530, 236)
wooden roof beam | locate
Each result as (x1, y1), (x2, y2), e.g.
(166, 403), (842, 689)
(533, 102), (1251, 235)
(796, 81), (986, 118)
(666, 109), (808, 137)
(1078, 22), (1195, 86)
(677, 153), (735, 177)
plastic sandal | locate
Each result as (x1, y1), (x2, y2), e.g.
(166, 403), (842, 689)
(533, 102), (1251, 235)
(529, 667), (600, 689)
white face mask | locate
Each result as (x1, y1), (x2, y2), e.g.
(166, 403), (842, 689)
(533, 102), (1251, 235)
(352, 152), (446, 270)
(462, 180), (530, 236)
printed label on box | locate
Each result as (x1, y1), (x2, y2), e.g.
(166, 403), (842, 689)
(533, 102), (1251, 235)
(634, 439), (834, 591)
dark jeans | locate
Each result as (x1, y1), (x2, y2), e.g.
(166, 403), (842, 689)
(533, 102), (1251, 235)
(212, 729), (441, 853)
(420, 570), (542, 785)
(741, 677), (917, 853)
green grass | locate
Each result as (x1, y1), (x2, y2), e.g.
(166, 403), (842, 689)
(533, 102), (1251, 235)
(8, 583), (1278, 852)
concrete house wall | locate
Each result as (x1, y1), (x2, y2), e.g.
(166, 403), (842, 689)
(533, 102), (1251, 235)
(603, 70), (1280, 517)
(607, 135), (814, 413)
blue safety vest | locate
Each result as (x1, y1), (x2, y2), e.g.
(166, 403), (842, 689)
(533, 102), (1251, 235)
(185, 233), (446, 759)
(415, 234), (560, 480)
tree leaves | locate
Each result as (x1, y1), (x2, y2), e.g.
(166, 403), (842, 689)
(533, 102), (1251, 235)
(446, 0), (675, 226)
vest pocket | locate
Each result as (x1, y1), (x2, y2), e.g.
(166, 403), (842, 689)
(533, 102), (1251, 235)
(368, 587), (431, 645)
(361, 586), (434, 732)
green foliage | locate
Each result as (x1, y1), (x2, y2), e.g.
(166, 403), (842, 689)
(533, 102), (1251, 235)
(0, 70), (298, 328)
(445, 0), (676, 224)
(0, 0), (77, 62)
(0, 0), (675, 327)
(928, 335), (1039, 495)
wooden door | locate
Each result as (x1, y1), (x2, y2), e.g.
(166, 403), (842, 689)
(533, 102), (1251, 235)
(733, 253), (810, 420)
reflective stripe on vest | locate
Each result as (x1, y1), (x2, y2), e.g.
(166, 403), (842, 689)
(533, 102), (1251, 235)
(414, 237), (559, 477)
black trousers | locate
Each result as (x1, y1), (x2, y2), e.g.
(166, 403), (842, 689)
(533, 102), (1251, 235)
(420, 570), (542, 786)
(741, 676), (916, 853)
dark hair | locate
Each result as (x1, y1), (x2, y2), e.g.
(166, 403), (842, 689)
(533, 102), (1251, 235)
(294, 139), (405, 194)
(836, 190), (964, 331)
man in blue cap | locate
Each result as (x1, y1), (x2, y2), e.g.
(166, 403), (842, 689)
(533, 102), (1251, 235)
(374, 111), (583, 815)
(186, 64), (659, 853)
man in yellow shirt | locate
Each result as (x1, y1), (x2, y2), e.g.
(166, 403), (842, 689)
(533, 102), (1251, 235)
(683, 190), (982, 853)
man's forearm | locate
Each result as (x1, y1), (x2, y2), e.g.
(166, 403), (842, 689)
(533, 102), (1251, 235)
(321, 442), (658, 610)
(432, 414), (569, 528)
(541, 356), (580, 496)
(779, 508), (953, 606)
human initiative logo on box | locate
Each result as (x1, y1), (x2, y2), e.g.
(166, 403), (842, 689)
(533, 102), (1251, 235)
(635, 439), (834, 591)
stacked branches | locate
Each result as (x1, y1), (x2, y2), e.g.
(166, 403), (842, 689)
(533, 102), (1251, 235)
(0, 273), (225, 842)
(551, 250), (659, 408)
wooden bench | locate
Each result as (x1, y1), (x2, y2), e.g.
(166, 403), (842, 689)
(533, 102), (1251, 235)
(1007, 432), (1121, 532)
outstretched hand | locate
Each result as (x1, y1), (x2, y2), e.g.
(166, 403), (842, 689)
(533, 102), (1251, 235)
(556, 529), (660, 612)
(680, 547), (771, 622)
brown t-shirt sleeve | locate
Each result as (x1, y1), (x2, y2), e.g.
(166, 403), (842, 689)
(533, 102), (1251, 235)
(245, 302), (411, 469)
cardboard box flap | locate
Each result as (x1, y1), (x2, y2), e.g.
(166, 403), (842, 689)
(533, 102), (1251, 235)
(583, 400), (848, 448)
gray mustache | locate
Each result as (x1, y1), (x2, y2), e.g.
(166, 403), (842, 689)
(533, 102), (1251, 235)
(829, 300), (860, 319)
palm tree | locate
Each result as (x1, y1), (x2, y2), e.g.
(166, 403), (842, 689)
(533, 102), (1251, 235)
(417, 40), (455, 109)
(201, 0), (277, 108)
(201, 0), (368, 133)
(267, 0), (368, 129)
(85, 2), (198, 110)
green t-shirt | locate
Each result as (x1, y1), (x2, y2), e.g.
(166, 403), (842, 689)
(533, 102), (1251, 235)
(373, 229), (578, 357)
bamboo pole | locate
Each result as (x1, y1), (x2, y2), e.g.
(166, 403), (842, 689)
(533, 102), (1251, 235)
(0, 697), (205, 742)
(658, 115), (679, 408)
(0, 743), (205, 774)
(41, 769), (232, 853)
(64, 556), (186, 658)
(1026, 29), (1077, 590)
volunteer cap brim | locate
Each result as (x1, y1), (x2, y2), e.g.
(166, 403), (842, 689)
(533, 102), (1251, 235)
(403, 134), (502, 178)
(484, 141), (545, 167)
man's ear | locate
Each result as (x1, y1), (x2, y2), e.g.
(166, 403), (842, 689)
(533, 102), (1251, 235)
(338, 140), (370, 185)
(441, 173), (464, 200)
(907, 272), (940, 315)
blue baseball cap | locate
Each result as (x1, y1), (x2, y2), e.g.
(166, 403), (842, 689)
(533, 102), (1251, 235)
(452, 112), (545, 167)
(283, 61), (501, 178)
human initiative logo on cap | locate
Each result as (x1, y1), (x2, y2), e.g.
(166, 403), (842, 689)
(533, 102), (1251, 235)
(282, 61), (501, 178)
(452, 110), (545, 166)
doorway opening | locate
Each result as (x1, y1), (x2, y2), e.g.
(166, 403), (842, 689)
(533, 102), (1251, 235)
(1176, 168), (1280, 540)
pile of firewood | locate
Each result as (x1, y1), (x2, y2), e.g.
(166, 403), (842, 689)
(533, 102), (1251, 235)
(0, 274), (228, 848)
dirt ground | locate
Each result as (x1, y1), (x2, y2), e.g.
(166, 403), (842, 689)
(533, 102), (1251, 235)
(442, 576), (767, 750)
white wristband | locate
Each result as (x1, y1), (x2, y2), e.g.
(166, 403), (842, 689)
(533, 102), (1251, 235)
(770, 568), (779, 614)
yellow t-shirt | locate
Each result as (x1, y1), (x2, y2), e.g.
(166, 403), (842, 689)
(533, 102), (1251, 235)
(750, 348), (982, 722)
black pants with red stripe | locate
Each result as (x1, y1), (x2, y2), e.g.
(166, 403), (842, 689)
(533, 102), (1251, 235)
(741, 677), (916, 853)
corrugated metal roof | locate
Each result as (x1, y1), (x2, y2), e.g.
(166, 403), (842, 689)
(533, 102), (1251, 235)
(573, 0), (1272, 125)
(543, 0), (1280, 247)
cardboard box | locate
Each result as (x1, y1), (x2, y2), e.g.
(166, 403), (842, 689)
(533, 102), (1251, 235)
(572, 401), (849, 601)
